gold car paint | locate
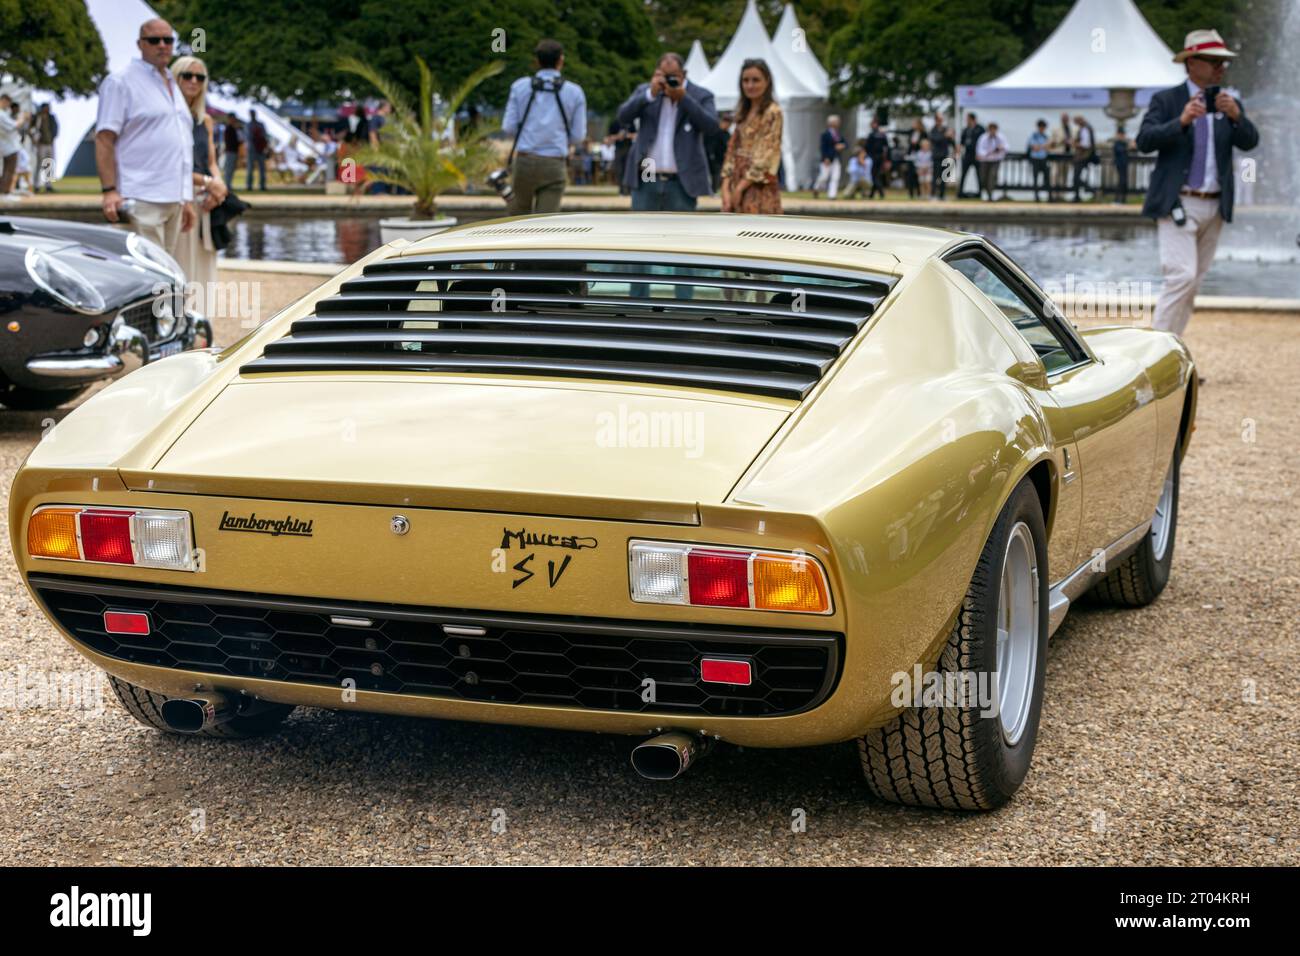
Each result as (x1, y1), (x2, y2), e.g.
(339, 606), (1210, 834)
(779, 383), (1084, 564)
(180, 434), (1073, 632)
(8, 215), (1194, 746)
(732, 260), (1062, 726)
(146, 380), (794, 513)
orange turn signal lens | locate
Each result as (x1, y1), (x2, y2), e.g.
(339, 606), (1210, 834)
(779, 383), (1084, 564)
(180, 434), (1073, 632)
(28, 508), (81, 560)
(753, 552), (830, 613)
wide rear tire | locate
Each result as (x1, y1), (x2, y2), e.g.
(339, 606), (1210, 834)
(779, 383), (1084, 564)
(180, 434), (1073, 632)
(857, 479), (1049, 811)
(108, 675), (295, 738)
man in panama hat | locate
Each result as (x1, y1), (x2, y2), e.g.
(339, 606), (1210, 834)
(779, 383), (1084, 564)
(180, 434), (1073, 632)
(1137, 29), (1259, 338)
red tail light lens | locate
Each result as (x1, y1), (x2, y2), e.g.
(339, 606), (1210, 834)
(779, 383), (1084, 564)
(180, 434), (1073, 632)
(687, 550), (750, 608)
(79, 510), (135, 564)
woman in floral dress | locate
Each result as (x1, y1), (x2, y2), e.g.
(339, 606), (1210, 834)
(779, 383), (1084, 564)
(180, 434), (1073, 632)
(720, 59), (783, 214)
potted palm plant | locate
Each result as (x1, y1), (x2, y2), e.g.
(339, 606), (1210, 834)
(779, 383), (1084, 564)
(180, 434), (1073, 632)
(336, 55), (504, 243)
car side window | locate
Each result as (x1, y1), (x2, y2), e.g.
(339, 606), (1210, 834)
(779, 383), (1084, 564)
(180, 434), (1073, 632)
(947, 255), (1078, 374)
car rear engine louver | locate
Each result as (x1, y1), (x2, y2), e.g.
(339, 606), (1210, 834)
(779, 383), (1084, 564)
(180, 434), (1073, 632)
(241, 251), (894, 399)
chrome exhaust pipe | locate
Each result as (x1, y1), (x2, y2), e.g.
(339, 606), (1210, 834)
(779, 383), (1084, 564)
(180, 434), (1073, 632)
(160, 693), (234, 733)
(631, 731), (712, 781)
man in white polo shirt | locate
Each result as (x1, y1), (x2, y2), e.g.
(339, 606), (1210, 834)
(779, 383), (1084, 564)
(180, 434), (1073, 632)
(95, 17), (194, 255)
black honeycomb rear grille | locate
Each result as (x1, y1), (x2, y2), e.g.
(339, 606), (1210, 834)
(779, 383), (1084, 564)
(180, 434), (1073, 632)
(240, 250), (894, 399)
(33, 575), (840, 718)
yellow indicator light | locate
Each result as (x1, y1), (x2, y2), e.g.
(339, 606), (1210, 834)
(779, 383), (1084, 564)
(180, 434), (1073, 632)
(28, 508), (81, 560)
(753, 552), (830, 613)
(7, 321), (19, 333)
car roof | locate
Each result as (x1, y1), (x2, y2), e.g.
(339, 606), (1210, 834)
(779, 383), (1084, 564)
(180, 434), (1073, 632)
(397, 212), (964, 277)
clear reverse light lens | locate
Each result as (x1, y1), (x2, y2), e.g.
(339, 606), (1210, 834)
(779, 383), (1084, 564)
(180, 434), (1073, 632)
(629, 542), (689, 604)
(135, 511), (193, 569)
(24, 247), (107, 314)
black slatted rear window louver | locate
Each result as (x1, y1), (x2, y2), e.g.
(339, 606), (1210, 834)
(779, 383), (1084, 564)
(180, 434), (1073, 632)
(240, 251), (895, 399)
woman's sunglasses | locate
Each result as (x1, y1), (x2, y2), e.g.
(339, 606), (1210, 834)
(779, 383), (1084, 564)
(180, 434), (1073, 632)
(178, 71), (207, 82)
(141, 35), (176, 45)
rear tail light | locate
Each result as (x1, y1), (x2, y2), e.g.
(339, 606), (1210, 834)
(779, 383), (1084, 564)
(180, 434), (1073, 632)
(629, 540), (831, 614)
(28, 506), (196, 571)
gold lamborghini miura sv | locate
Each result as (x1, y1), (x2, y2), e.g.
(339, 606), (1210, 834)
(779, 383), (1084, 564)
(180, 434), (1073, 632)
(10, 213), (1195, 810)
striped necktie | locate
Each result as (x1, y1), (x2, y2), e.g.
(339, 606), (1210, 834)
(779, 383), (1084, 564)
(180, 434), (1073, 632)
(1187, 112), (1209, 189)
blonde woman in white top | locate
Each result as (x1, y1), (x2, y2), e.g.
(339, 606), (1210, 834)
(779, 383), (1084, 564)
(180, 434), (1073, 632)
(171, 55), (227, 311)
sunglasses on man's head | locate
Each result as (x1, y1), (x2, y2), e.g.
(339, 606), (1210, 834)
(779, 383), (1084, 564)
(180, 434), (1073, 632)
(178, 71), (207, 82)
(141, 35), (175, 45)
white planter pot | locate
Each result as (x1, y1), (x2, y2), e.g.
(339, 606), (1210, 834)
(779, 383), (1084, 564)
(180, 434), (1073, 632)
(378, 216), (458, 244)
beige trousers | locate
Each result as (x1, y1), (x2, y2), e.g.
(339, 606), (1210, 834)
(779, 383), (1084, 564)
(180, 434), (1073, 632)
(173, 201), (218, 308)
(1152, 195), (1223, 337)
(125, 199), (185, 260)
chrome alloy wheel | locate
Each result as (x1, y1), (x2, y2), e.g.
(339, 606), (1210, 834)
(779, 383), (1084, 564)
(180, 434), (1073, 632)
(1150, 454), (1176, 562)
(996, 521), (1040, 746)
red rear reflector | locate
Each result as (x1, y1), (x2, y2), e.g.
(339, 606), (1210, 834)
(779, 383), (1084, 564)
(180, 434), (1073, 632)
(700, 658), (753, 685)
(687, 550), (749, 607)
(79, 510), (134, 565)
(103, 611), (150, 635)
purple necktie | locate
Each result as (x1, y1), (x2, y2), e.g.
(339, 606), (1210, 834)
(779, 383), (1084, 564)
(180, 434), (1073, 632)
(1188, 113), (1209, 189)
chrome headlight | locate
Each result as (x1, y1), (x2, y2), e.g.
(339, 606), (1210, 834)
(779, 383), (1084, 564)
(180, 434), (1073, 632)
(24, 247), (108, 314)
(126, 232), (186, 284)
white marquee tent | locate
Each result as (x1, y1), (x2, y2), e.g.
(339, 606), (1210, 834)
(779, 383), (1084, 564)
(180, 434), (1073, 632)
(46, 0), (321, 180)
(696, 0), (830, 189)
(684, 40), (711, 80)
(955, 0), (1185, 148)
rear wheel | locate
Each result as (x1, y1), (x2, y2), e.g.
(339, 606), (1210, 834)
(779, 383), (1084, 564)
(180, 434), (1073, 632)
(1089, 440), (1180, 607)
(857, 479), (1049, 810)
(0, 385), (89, 410)
(108, 675), (295, 738)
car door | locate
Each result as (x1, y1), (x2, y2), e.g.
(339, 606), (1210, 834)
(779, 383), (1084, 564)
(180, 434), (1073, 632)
(942, 243), (1157, 575)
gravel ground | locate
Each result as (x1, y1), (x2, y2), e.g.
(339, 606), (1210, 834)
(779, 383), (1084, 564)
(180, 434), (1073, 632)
(0, 291), (1295, 865)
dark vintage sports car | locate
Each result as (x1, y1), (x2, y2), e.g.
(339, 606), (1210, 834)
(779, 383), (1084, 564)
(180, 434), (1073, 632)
(0, 215), (212, 410)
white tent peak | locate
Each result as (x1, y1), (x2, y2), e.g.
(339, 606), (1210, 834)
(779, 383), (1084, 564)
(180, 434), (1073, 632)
(684, 40), (710, 79)
(770, 4), (829, 94)
(988, 0), (1184, 89)
(701, 0), (819, 107)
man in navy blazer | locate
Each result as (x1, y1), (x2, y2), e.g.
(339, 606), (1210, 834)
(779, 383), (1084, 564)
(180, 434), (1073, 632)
(1138, 29), (1259, 337)
(617, 53), (719, 211)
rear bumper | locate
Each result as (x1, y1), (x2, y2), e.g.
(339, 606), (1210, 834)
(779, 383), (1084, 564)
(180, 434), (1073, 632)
(32, 573), (844, 744)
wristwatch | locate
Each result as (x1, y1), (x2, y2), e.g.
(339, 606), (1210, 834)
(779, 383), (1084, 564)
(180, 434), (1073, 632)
(100, 184), (116, 193)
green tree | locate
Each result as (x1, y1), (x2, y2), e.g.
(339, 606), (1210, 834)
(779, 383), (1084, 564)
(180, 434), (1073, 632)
(828, 0), (1022, 108)
(158, 0), (658, 112)
(0, 0), (107, 97)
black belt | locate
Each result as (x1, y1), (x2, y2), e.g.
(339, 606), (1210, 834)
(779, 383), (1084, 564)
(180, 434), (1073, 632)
(649, 171), (678, 180)
(1180, 188), (1221, 199)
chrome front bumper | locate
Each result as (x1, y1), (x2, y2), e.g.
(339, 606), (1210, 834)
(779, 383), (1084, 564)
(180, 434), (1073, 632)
(25, 311), (211, 380)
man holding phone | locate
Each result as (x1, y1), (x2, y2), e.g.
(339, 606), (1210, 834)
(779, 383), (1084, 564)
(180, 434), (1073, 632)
(1138, 29), (1258, 337)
